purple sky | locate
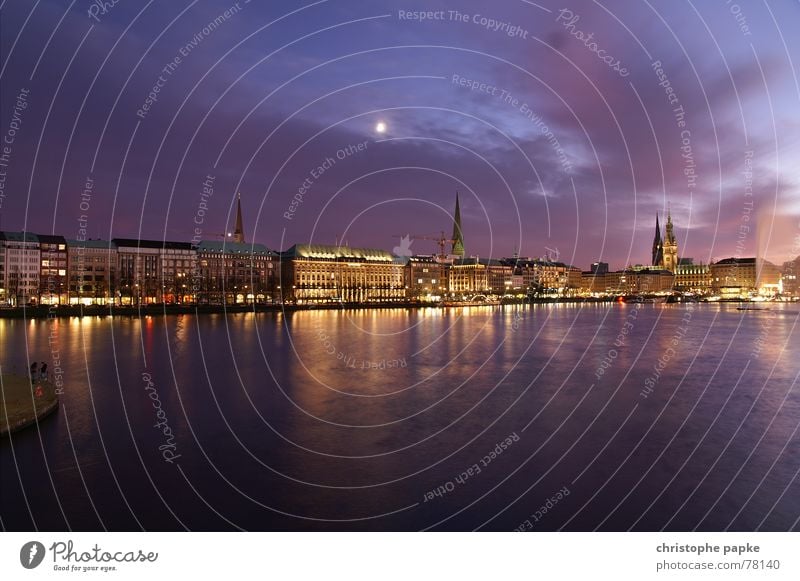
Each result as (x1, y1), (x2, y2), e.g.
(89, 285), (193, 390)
(1, 0), (798, 269)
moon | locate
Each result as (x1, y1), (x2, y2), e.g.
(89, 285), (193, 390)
(375, 121), (387, 133)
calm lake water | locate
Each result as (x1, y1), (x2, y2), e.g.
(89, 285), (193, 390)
(2, 303), (799, 531)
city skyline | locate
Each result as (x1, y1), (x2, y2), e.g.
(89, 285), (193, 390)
(3, 193), (796, 273)
(2, 198), (795, 307)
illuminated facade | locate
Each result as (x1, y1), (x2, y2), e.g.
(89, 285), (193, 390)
(674, 261), (711, 294)
(0, 231), (41, 306)
(579, 268), (673, 295)
(503, 258), (569, 295)
(67, 239), (118, 305)
(482, 259), (513, 295)
(38, 235), (69, 304)
(710, 257), (780, 297)
(114, 239), (196, 304)
(280, 244), (405, 303)
(782, 256), (799, 297)
(622, 268), (675, 293)
(448, 258), (488, 295)
(196, 240), (278, 304)
(402, 255), (447, 301)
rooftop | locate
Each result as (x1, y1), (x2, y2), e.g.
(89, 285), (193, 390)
(196, 240), (275, 255)
(0, 231), (39, 243)
(66, 239), (117, 249)
(112, 238), (193, 251)
(282, 244), (394, 262)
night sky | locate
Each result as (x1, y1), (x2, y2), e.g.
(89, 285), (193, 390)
(1, 0), (798, 270)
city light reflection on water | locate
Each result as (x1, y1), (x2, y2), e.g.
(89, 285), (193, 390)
(1, 303), (798, 531)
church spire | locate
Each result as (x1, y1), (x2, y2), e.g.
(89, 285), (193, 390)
(451, 192), (465, 257)
(652, 212), (663, 267)
(665, 204), (675, 245)
(233, 192), (244, 244)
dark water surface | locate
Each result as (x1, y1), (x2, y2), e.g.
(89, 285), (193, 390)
(2, 303), (799, 531)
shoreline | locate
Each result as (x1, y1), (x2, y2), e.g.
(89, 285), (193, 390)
(0, 297), (794, 319)
(0, 375), (60, 437)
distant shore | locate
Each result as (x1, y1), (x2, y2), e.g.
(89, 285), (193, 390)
(0, 296), (790, 319)
(0, 374), (59, 437)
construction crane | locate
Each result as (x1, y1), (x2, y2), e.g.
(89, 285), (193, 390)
(392, 231), (457, 259)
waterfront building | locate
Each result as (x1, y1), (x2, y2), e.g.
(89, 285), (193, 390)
(622, 268), (675, 294)
(674, 261), (711, 294)
(113, 239), (196, 304)
(578, 268), (673, 296)
(0, 231), (41, 306)
(782, 256), (799, 297)
(196, 240), (278, 304)
(757, 259), (782, 296)
(448, 258), (488, 296)
(481, 259), (514, 295)
(67, 239), (118, 305)
(710, 257), (781, 298)
(566, 266), (583, 294)
(605, 271), (627, 294)
(280, 244), (404, 304)
(591, 262), (609, 275)
(533, 261), (568, 294)
(580, 271), (605, 295)
(402, 255), (446, 301)
(37, 234), (69, 304)
(503, 257), (568, 295)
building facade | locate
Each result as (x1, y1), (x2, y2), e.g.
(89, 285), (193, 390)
(782, 256), (799, 297)
(281, 244), (405, 304)
(674, 260), (711, 294)
(504, 258), (569, 296)
(67, 239), (118, 305)
(481, 259), (513, 295)
(0, 231), (41, 306)
(622, 268), (675, 294)
(113, 239), (196, 304)
(402, 255), (447, 301)
(709, 257), (780, 297)
(448, 258), (488, 296)
(38, 234), (69, 304)
(196, 240), (278, 304)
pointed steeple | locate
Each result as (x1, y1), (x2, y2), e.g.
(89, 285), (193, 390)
(652, 212), (663, 267)
(233, 192), (244, 244)
(665, 204), (675, 245)
(451, 192), (465, 257)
